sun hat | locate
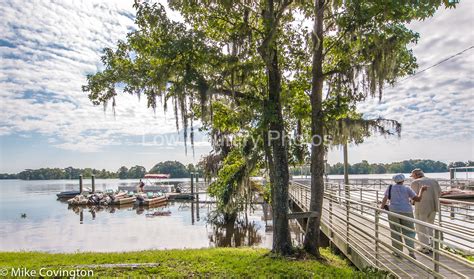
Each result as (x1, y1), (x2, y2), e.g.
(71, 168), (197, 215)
(392, 174), (405, 183)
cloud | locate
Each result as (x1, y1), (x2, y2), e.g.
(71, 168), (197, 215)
(0, 0), (472, 165)
(0, 0), (185, 152)
(358, 1), (474, 143)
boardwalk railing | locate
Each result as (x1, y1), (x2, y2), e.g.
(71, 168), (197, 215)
(318, 178), (474, 190)
(289, 181), (474, 278)
(320, 182), (474, 249)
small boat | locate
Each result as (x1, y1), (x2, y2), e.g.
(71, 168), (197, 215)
(57, 190), (81, 199)
(166, 193), (194, 200)
(111, 196), (136, 205)
(67, 195), (89, 205)
(57, 187), (93, 199)
(136, 192), (167, 206)
(143, 195), (167, 205)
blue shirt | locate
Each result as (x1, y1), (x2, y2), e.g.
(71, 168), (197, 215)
(384, 184), (417, 213)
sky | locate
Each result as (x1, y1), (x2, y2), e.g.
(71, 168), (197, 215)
(0, 0), (473, 173)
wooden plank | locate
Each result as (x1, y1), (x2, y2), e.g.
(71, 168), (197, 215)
(288, 211), (319, 219)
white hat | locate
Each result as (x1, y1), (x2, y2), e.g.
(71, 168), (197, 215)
(392, 174), (405, 183)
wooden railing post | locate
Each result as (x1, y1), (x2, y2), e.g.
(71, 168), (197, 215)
(375, 191), (379, 267)
(433, 228), (440, 273)
(438, 200), (443, 249)
(329, 192), (333, 239)
(345, 184), (351, 255)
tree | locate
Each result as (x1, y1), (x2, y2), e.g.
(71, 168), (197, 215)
(118, 166), (128, 179)
(83, 0), (299, 255)
(149, 161), (189, 178)
(301, 0), (457, 256)
(83, 0), (456, 256)
(128, 165), (147, 179)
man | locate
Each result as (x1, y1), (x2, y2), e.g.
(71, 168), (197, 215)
(136, 179), (145, 193)
(410, 168), (441, 253)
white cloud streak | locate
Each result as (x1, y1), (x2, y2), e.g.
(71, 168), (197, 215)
(0, 0), (181, 152)
(0, 0), (472, 165)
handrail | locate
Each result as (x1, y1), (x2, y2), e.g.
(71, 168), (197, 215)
(289, 180), (473, 278)
(293, 181), (473, 235)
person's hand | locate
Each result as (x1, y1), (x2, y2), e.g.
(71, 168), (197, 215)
(421, 185), (428, 191)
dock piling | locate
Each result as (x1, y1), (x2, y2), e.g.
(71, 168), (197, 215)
(91, 175), (95, 193)
(79, 175), (83, 193)
(190, 172), (194, 196)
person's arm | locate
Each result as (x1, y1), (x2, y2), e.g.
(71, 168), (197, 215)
(412, 185), (428, 202)
(380, 187), (389, 209)
(380, 196), (388, 209)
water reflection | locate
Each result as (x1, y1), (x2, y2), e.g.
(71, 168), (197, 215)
(209, 217), (263, 247)
(67, 203), (176, 222)
(0, 179), (272, 252)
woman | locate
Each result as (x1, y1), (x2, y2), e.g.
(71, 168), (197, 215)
(380, 174), (427, 259)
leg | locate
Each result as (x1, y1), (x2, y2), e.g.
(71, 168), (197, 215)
(389, 214), (403, 252)
(425, 211), (437, 245)
(415, 211), (430, 249)
(400, 212), (416, 257)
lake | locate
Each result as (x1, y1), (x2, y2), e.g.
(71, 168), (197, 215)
(0, 172), (469, 253)
(0, 179), (273, 253)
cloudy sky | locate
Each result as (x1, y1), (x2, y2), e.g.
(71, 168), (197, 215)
(0, 1), (472, 173)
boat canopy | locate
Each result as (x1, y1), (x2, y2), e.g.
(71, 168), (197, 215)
(144, 173), (170, 179)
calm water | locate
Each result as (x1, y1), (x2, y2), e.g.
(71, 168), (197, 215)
(0, 179), (273, 252)
(1, 173), (469, 253)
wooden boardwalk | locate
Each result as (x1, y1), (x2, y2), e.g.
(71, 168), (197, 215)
(289, 181), (474, 278)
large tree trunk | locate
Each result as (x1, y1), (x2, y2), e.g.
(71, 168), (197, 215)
(304, 0), (325, 257)
(259, 0), (292, 255)
(267, 53), (292, 255)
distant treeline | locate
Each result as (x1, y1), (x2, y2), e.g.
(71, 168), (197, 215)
(0, 161), (202, 180)
(290, 160), (474, 175)
(2, 159), (472, 180)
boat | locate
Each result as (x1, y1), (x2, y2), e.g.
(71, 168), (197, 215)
(111, 196), (137, 205)
(57, 187), (92, 199)
(166, 192), (194, 200)
(118, 173), (173, 193)
(57, 190), (80, 199)
(136, 192), (167, 206)
(144, 173), (170, 179)
(441, 189), (474, 200)
(143, 195), (167, 205)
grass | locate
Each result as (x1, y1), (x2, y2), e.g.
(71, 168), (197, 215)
(443, 246), (474, 263)
(0, 247), (385, 278)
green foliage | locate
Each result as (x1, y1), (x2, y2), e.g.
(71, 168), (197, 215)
(127, 165), (147, 179)
(211, 101), (241, 134)
(208, 149), (257, 218)
(117, 166), (128, 179)
(0, 248), (371, 278)
(15, 167), (117, 180)
(149, 160), (189, 178)
(293, 0), (457, 149)
(326, 159), (448, 175)
(449, 161), (474, 169)
(0, 173), (18, 179)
